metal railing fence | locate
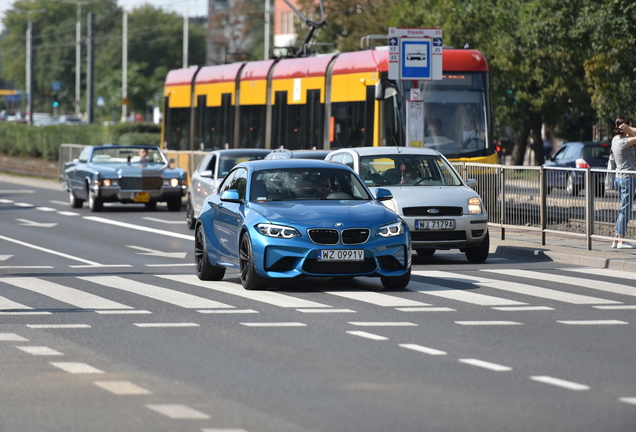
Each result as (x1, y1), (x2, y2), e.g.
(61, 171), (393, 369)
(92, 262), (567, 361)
(453, 162), (636, 250)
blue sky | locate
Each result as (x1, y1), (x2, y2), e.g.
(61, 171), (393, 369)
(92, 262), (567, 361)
(0, 0), (208, 32)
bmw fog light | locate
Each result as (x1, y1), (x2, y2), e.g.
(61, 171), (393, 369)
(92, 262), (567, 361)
(376, 221), (404, 237)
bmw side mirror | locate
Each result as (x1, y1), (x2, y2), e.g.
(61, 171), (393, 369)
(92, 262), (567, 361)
(375, 188), (393, 201)
(220, 189), (242, 203)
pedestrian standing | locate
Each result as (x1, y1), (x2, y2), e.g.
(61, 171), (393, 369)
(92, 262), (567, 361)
(611, 116), (636, 248)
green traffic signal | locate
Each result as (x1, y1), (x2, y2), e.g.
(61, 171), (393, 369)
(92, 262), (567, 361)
(53, 94), (59, 108)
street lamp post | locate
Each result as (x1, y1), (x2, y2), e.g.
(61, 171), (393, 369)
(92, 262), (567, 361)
(54, 0), (98, 116)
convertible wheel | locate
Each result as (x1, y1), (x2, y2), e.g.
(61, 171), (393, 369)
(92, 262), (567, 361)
(88, 190), (103, 212)
(186, 198), (196, 229)
(69, 190), (83, 209)
(415, 248), (435, 257)
(465, 231), (489, 263)
(167, 198), (182, 212)
(194, 225), (225, 281)
(380, 267), (411, 290)
(239, 234), (268, 290)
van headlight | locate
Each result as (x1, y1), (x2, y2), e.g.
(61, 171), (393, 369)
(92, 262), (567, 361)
(376, 221), (404, 237)
(468, 197), (483, 214)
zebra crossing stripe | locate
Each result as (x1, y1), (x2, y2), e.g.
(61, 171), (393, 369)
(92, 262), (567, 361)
(407, 280), (525, 306)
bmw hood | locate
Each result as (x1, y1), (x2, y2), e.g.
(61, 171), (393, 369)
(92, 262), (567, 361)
(250, 200), (399, 227)
(383, 186), (479, 213)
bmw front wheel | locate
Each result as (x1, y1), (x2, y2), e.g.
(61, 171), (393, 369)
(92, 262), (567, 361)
(380, 267), (411, 290)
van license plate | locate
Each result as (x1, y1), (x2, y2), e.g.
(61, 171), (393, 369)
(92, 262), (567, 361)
(415, 219), (455, 230)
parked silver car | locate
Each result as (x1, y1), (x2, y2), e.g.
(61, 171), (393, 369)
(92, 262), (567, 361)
(186, 149), (271, 229)
(325, 146), (489, 262)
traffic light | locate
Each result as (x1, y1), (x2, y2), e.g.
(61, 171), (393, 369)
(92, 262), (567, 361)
(52, 94), (59, 108)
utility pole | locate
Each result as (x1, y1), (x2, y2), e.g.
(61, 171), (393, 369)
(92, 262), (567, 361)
(86, 12), (94, 123)
(264, 0), (270, 60)
(16, 7), (45, 124)
(183, 5), (189, 68)
(54, 0), (99, 116)
(122, 11), (128, 122)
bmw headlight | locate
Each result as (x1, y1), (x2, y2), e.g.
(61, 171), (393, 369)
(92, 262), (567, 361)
(257, 223), (301, 239)
(468, 197), (483, 214)
(376, 221), (404, 237)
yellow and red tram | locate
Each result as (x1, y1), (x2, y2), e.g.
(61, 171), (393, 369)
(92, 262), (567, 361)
(162, 47), (495, 164)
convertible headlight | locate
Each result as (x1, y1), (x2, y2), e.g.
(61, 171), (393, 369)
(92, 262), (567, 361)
(468, 197), (483, 214)
(256, 223), (301, 239)
(376, 221), (404, 237)
(165, 178), (181, 187)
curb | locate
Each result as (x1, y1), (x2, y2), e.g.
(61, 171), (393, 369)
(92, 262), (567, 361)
(493, 244), (636, 272)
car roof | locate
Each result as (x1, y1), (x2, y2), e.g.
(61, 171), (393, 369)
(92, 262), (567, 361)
(237, 159), (347, 172)
(92, 144), (160, 150)
(329, 146), (442, 157)
(212, 148), (271, 155)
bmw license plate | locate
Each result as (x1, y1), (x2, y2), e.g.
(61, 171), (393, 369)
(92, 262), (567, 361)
(134, 191), (150, 202)
(415, 219), (456, 230)
(317, 250), (364, 261)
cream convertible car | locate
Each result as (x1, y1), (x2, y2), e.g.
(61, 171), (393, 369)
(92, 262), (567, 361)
(325, 147), (489, 262)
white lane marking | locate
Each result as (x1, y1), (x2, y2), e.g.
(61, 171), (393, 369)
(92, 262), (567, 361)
(530, 376), (590, 391)
(84, 216), (194, 240)
(0, 198), (14, 203)
(346, 331), (388, 341)
(50, 362), (104, 374)
(160, 274), (331, 309)
(146, 263), (195, 267)
(17, 346), (63, 356)
(594, 305), (636, 310)
(484, 269), (636, 298)
(27, 324), (91, 329)
(455, 321), (523, 326)
(323, 290), (431, 307)
(560, 267), (636, 281)
(202, 429), (249, 432)
(94, 381), (152, 395)
(16, 218), (58, 228)
(0, 266), (54, 269)
(0, 333), (29, 341)
(0, 255), (12, 261)
(0, 311), (52, 315)
(0, 294), (33, 310)
(133, 323), (199, 328)
(146, 404), (210, 420)
(0, 234), (102, 265)
(240, 322), (306, 327)
(57, 211), (80, 216)
(35, 207), (56, 212)
(142, 217), (183, 225)
(349, 321), (417, 327)
(459, 358), (512, 372)
(0, 277), (131, 309)
(95, 310), (151, 315)
(15, 202), (34, 207)
(492, 306), (554, 311)
(415, 270), (620, 305)
(0, 190), (34, 195)
(619, 397), (636, 405)
(198, 309), (258, 314)
(399, 344), (447, 355)
(407, 280), (525, 306)
(79, 276), (234, 309)
(49, 200), (70, 206)
(127, 245), (187, 259)
(396, 307), (455, 312)
(296, 308), (355, 313)
(557, 320), (628, 325)
(69, 264), (132, 268)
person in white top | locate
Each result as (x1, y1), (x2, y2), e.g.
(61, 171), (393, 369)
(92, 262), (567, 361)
(611, 117), (636, 248)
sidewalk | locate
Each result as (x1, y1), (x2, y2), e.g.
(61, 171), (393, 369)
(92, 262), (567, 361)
(490, 228), (636, 272)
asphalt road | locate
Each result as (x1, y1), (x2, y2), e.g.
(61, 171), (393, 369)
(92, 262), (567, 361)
(1, 174), (635, 432)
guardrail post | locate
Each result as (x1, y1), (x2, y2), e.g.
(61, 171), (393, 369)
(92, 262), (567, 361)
(540, 166), (546, 245)
(585, 169), (593, 250)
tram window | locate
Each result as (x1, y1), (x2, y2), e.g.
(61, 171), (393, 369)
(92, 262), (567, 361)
(239, 105), (265, 148)
(165, 106), (190, 150)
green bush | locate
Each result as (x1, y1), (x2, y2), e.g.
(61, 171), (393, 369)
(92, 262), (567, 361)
(0, 121), (161, 161)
